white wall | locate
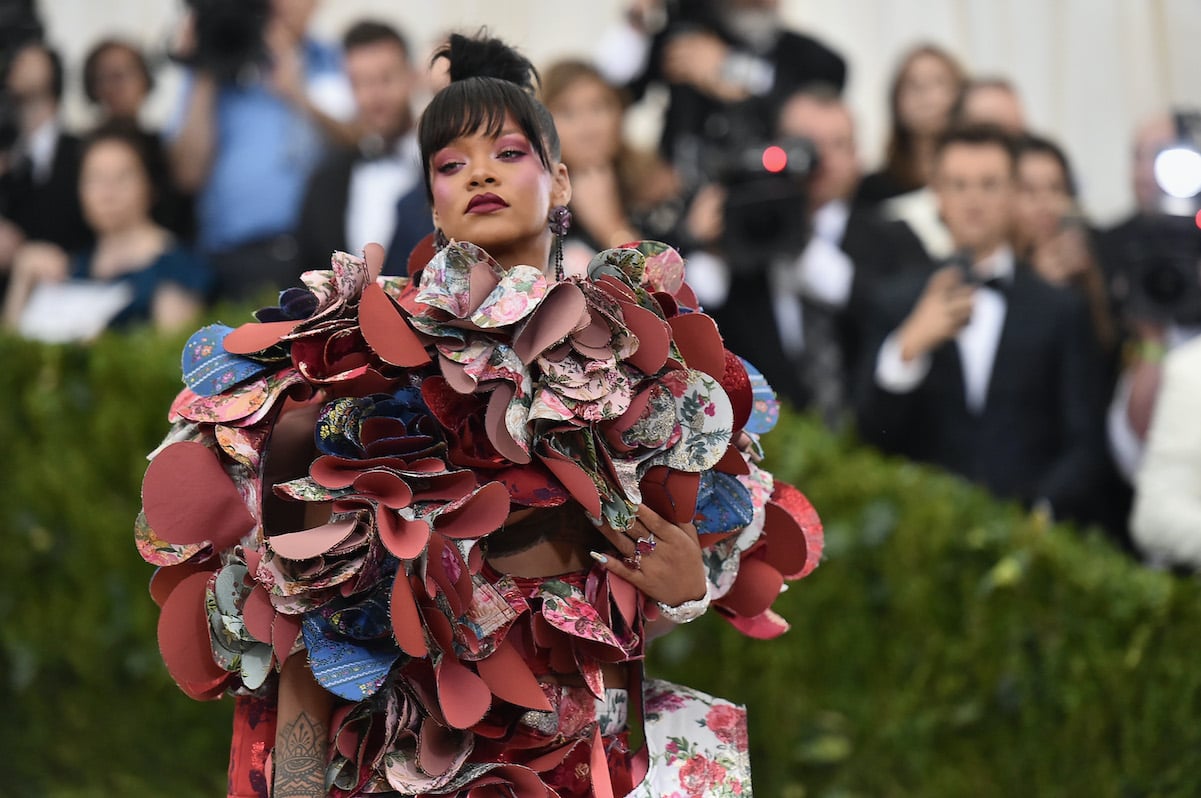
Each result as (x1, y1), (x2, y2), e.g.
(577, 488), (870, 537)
(34, 0), (1201, 224)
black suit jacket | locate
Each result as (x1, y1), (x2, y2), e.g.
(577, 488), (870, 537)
(296, 146), (432, 276)
(0, 130), (92, 253)
(855, 266), (1106, 522)
(710, 203), (928, 414)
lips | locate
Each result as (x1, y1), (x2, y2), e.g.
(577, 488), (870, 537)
(466, 193), (509, 214)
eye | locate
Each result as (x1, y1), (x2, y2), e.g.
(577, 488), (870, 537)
(435, 160), (462, 175)
(498, 148), (527, 160)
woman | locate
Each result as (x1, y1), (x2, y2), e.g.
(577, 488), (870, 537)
(1013, 134), (1116, 353)
(83, 38), (195, 240)
(857, 44), (966, 205)
(138, 33), (818, 797)
(3, 120), (209, 340)
(539, 60), (680, 266)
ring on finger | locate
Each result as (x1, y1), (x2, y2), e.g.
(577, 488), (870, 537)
(624, 549), (642, 570)
(634, 533), (656, 555)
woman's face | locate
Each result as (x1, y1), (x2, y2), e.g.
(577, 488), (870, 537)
(80, 139), (152, 234)
(896, 52), (960, 137)
(429, 115), (570, 267)
(1015, 151), (1073, 247)
(93, 46), (149, 120)
(546, 76), (622, 170)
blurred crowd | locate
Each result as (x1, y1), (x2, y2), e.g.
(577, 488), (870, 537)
(1, 0), (1199, 567)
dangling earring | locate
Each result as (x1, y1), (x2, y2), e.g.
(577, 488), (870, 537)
(434, 227), (449, 251)
(548, 205), (572, 280)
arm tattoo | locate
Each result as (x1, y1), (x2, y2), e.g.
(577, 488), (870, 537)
(273, 711), (328, 798)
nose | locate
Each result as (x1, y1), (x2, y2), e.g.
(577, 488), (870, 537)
(467, 163), (497, 188)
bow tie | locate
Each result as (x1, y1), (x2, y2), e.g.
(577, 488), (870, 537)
(976, 275), (1008, 294)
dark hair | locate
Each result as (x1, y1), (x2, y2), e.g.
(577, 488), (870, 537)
(418, 32), (560, 200)
(82, 39), (153, 106)
(775, 81), (846, 130)
(934, 124), (1018, 174)
(342, 19), (409, 58)
(80, 118), (163, 199)
(1014, 133), (1078, 198)
(883, 44), (966, 190)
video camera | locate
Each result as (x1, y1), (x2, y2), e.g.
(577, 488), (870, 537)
(705, 135), (818, 269)
(1122, 109), (1201, 324)
(179, 0), (269, 84)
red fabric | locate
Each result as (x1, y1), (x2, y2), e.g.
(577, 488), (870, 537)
(227, 694), (277, 798)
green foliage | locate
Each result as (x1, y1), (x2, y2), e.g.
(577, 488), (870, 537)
(0, 325), (1196, 797)
(650, 414), (1201, 798)
(0, 328), (230, 798)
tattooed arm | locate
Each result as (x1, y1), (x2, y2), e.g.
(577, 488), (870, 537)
(273, 654), (333, 798)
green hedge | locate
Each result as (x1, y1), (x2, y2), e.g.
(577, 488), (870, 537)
(1, 324), (1197, 797)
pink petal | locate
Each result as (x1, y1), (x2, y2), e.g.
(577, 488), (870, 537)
(476, 638), (554, 710)
(142, 441), (255, 550)
(267, 517), (361, 560)
(359, 283), (432, 367)
(390, 570), (428, 657)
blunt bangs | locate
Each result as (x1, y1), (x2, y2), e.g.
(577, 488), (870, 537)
(419, 76), (561, 198)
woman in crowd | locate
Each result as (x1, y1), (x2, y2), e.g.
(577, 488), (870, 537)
(857, 43), (966, 205)
(540, 59), (680, 270)
(1013, 134), (1116, 354)
(138, 32), (817, 798)
(83, 38), (155, 123)
(83, 38), (195, 239)
(3, 120), (208, 340)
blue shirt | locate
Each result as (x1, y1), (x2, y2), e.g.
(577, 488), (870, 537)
(70, 245), (213, 328)
(176, 40), (349, 252)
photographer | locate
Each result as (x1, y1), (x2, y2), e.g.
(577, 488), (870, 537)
(596, 0), (846, 180)
(168, 0), (355, 301)
(693, 85), (926, 425)
(1104, 111), (1201, 485)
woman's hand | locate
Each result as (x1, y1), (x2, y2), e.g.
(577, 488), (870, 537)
(3, 241), (69, 329)
(1032, 225), (1092, 286)
(592, 504), (707, 608)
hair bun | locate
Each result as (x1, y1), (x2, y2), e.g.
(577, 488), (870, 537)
(440, 32), (538, 94)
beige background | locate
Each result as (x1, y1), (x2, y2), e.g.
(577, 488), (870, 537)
(34, 0), (1201, 224)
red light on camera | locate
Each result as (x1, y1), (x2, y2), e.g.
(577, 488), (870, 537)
(762, 145), (788, 174)
(1195, 209), (1201, 230)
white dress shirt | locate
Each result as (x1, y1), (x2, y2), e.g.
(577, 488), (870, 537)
(875, 245), (1014, 414)
(769, 199), (854, 356)
(25, 119), (60, 184)
(345, 132), (421, 255)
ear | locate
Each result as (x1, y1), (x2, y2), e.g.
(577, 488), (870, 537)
(551, 161), (571, 208)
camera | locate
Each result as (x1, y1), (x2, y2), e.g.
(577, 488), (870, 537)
(1117, 214), (1201, 325)
(1121, 109), (1201, 324)
(707, 136), (818, 269)
(180, 0), (269, 84)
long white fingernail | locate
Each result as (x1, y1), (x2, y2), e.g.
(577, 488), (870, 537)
(589, 551), (608, 564)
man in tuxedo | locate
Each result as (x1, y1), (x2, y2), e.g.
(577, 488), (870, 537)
(0, 41), (91, 273)
(856, 125), (1105, 524)
(296, 20), (430, 275)
(705, 85), (928, 425)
